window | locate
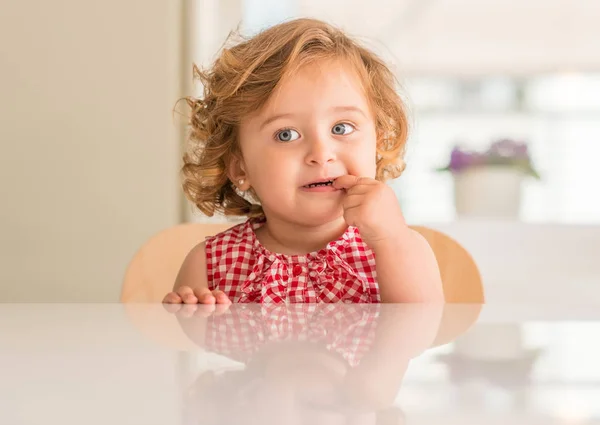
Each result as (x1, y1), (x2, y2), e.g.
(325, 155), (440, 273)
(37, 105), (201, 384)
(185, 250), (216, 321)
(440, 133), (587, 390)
(396, 74), (600, 224)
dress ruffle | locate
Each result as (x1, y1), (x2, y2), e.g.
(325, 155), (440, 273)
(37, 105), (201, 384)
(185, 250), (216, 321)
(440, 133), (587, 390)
(207, 218), (379, 303)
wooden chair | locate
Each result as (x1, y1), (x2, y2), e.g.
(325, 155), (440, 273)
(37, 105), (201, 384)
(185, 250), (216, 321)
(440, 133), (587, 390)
(410, 225), (484, 303)
(122, 222), (483, 354)
(120, 222), (484, 303)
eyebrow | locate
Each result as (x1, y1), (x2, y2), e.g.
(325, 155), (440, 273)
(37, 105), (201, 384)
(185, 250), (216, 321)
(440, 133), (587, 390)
(330, 105), (368, 118)
(259, 106), (368, 131)
(259, 113), (294, 131)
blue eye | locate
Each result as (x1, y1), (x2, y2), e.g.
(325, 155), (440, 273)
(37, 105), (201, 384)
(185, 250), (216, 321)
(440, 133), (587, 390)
(332, 123), (355, 135)
(276, 128), (300, 142)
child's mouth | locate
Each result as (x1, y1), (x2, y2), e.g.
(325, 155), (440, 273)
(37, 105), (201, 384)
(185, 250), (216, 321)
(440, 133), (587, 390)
(303, 180), (334, 188)
(301, 179), (340, 192)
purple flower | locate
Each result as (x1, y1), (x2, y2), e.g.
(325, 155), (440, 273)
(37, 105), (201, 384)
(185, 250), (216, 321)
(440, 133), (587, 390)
(514, 143), (529, 159)
(437, 139), (540, 179)
(448, 146), (473, 172)
(487, 139), (530, 159)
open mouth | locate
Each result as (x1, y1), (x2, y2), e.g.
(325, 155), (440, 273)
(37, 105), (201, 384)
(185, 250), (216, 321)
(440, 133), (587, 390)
(303, 180), (334, 188)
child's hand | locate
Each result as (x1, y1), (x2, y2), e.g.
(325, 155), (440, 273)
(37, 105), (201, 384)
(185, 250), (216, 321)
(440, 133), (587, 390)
(333, 175), (408, 249)
(162, 286), (232, 305)
(163, 302), (231, 318)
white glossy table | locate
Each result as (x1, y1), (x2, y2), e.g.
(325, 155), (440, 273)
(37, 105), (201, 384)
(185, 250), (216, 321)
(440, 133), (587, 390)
(1, 303), (599, 425)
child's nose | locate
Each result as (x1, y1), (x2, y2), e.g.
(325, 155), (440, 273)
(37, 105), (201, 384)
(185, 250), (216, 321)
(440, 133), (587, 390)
(305, 137), (336, 165)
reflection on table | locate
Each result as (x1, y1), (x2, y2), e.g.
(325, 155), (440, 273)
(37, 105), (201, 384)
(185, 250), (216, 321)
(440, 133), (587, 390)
(2, 302), (600, 424)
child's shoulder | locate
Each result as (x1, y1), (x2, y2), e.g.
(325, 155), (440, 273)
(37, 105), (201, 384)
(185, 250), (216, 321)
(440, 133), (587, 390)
(205, 218), (258, 251)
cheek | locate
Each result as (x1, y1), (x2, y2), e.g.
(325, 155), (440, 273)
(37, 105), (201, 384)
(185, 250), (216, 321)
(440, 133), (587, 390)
(347, 158), (377, 179)
(347, 134), (378, 177)
(245, 148), (298, 185)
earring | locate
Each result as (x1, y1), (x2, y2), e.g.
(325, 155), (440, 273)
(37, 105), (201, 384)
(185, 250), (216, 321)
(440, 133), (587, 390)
(238, 179), (245, 186)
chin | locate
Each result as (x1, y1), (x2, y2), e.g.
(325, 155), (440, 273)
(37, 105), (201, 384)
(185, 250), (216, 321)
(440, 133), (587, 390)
(266, 201), (344, 227)
(294, 209), (344, 227)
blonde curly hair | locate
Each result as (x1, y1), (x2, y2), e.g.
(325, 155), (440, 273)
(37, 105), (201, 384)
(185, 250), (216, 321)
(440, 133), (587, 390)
(182, 18), (409, 218)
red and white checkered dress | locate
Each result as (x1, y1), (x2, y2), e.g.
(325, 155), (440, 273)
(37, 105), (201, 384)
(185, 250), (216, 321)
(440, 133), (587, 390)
(205, 218), (380, 303)
(203, 303), (381, 367)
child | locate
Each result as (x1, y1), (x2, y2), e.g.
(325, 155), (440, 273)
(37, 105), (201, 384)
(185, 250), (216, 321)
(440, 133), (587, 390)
(163, 18), (443, 304)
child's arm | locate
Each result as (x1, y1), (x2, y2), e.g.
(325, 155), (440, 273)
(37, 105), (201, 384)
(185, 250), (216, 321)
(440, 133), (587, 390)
(372, 230), (444, 302)
(343, 304), (443, 407)
(162, 242), (232, 304)
(333, 175), (444, 303)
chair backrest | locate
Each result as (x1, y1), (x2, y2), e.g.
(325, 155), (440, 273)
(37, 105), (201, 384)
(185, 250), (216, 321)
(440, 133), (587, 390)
(120, 222), (235, 303)
(121, 222), (484, 303)
(410, 225), (484, 303)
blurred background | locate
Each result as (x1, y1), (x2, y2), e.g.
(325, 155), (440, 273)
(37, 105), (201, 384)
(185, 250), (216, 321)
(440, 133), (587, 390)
(1, 0), (599, 302)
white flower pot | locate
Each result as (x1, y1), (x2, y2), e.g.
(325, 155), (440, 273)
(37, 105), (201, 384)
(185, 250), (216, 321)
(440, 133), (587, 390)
(453, 324), (525, 360)
(453, 167), (523, 219)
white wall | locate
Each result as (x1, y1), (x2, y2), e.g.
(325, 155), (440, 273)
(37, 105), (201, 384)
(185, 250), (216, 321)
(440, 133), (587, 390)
(0, 0), (184, 301)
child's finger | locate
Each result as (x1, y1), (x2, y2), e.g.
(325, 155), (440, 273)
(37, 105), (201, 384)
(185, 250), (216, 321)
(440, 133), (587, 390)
(179, 304), (198, 318)
(177, 286), (198, 304)
(332, 175), (360, 190)
(212, 290), (231, 305)
(197, 290), (216, 305)
(162, 292), (182, 304)
(342, 194), (365, 211)
(192, 287), (211, 299)
(162, 301), (183, 314)
(346, 184), (373, 195)
(192, 304), (216, 318)
(213, 303), (231, 316)
(333, 175), (376, 190)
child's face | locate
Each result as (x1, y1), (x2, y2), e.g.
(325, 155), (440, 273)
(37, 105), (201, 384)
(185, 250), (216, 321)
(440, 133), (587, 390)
(237, 59), (378, 226)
